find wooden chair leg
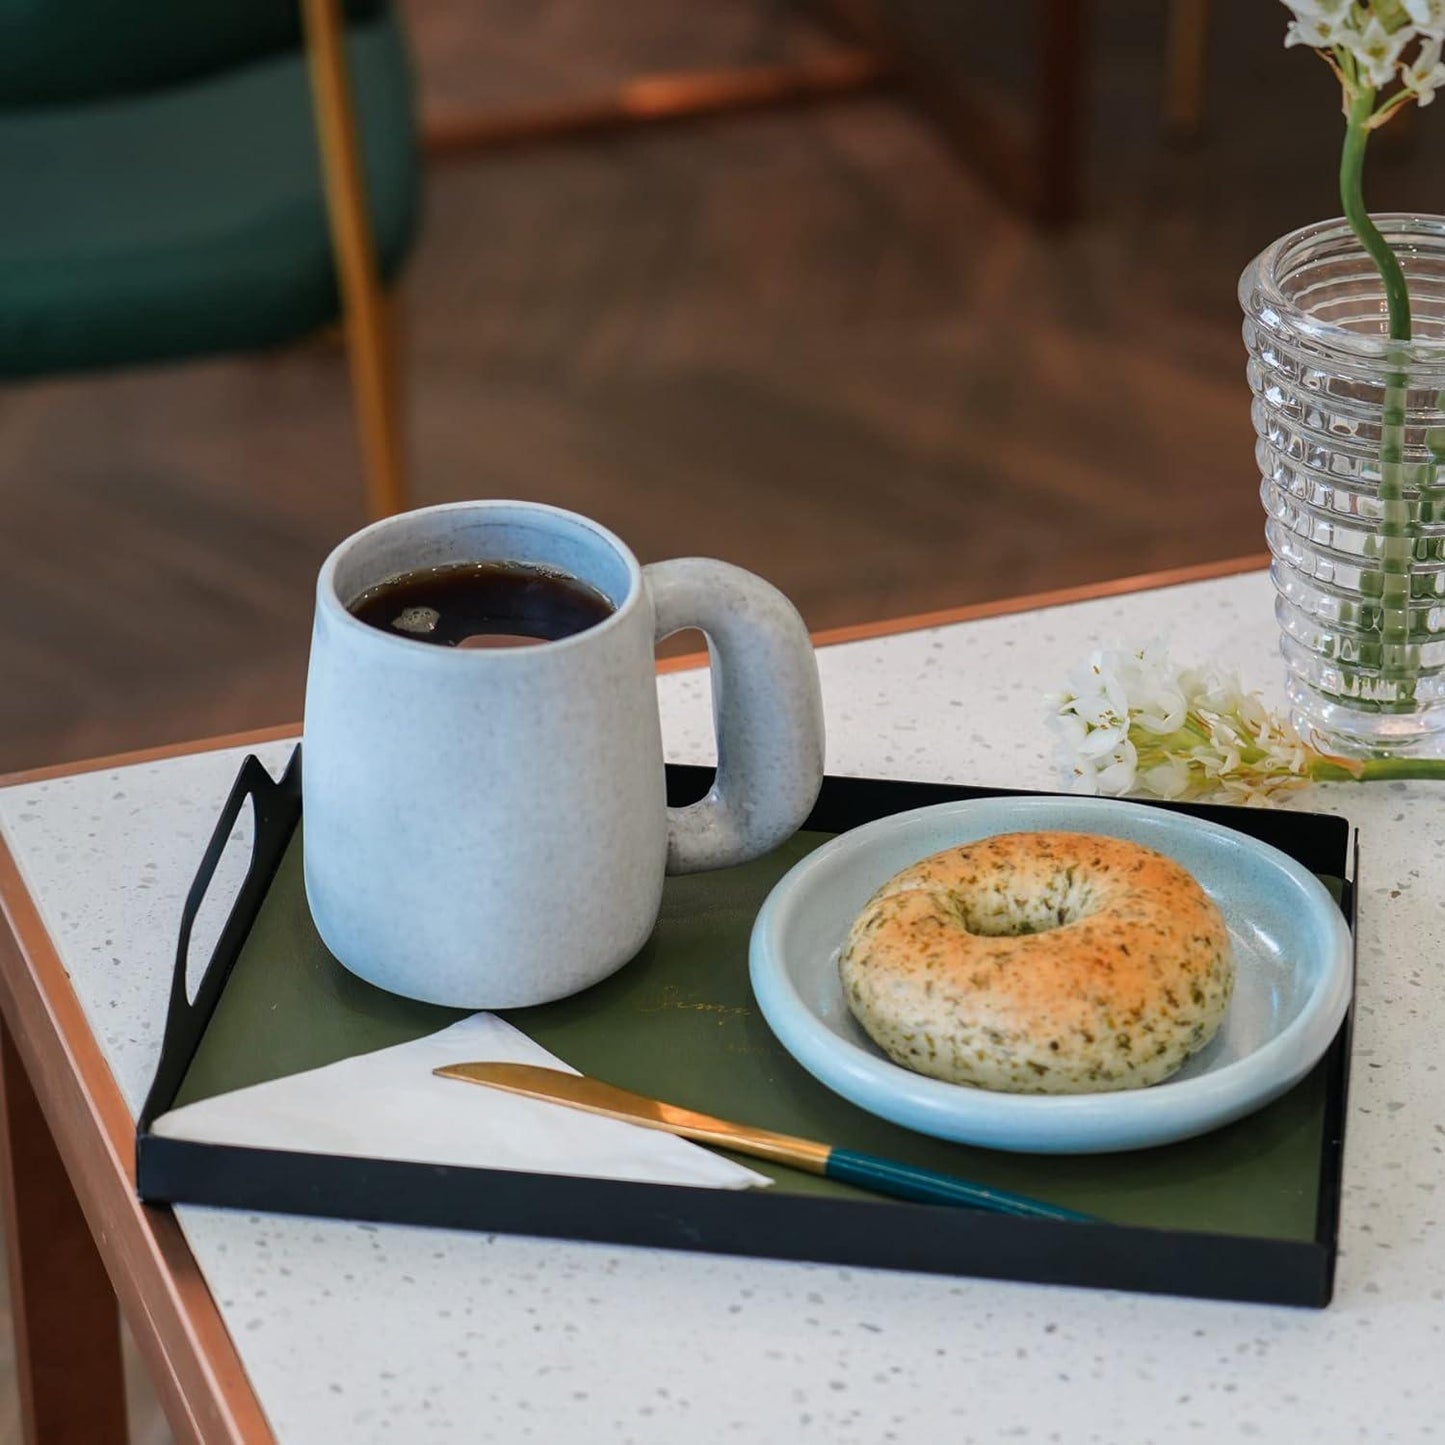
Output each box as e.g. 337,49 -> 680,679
0,1020 -> 128,1445
301,0 -> 411,520
378,288 -> 408,507
1163,0 -> 1210,142
340,282 -> 409,522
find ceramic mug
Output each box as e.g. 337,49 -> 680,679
303,500 -> 825,1007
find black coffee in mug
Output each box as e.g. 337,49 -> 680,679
349,561 -> 614,649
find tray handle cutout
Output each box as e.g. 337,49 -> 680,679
138,746 -> 302,1130
183,793 -> 255,1006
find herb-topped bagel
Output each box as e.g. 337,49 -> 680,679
838,832 -> 1234,1094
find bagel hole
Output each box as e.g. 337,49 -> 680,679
945,871 -> 1095,937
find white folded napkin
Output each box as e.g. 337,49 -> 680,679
152,1013 -> 770,1191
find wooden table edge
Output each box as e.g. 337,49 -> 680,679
0,839 -> 276,1444
0,550 -> 1266,1441
0,553 -> 1268,789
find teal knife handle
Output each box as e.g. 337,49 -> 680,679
824,1148 -> 1094,1223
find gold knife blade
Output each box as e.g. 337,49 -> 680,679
434,1062 -> 829,1172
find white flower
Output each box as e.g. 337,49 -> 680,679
1403,0 -> 1445,34
1283,0 -> 1355,47
1140,758 -> 1191,799
1050,647 -> 1317,805
1281,0 -> 1354,23
1282,0 -> 1364,45
1355,13 -> 1414,85
1285,15 -> 1343,46
1281,0 -> 1445,103
1061,654 -> 1129,732
1112,643 -> 1188,735
1402,33 -> 1445,100
1093,738 -> 1139,795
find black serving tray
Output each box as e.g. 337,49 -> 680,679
137,746 -> 1356,1306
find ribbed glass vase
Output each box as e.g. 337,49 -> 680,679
1241,214 -> 1445,758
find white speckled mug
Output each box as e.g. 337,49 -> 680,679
303,500 -> 825,1007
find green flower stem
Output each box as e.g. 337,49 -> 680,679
1341,89 -> 1411,341
1341,86 -> 1417,701
1309,755 -> 1445,783
1378,351 -> 1415,689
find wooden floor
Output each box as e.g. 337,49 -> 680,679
1,1 -> 1444,1439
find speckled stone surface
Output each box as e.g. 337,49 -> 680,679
4,569 -> 1443,1444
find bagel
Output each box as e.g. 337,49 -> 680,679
838,832 -> 1233,1094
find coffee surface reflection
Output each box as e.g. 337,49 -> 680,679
349,561 -> 614,649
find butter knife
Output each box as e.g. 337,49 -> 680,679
434,1061 -> 1092,1223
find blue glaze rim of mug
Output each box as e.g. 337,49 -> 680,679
316,499 -> 644,659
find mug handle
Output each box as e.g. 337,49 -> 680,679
646,558 -> 825,875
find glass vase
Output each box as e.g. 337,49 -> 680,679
1242,214 -> 1445,758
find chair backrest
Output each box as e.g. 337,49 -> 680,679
0,0 -> 383,109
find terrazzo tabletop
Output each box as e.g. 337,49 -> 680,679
3,568 -> 1442,1443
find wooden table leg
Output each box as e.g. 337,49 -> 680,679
0,1019 -> 128,1444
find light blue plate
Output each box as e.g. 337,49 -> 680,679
749,796 -> 1353,1154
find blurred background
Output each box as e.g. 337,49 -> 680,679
2,2 -> 1444,1437
7,0 -> 1445,783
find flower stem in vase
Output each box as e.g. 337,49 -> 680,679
1340,85 -> 1417,708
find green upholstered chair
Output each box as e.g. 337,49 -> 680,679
0,0 -> 419,516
